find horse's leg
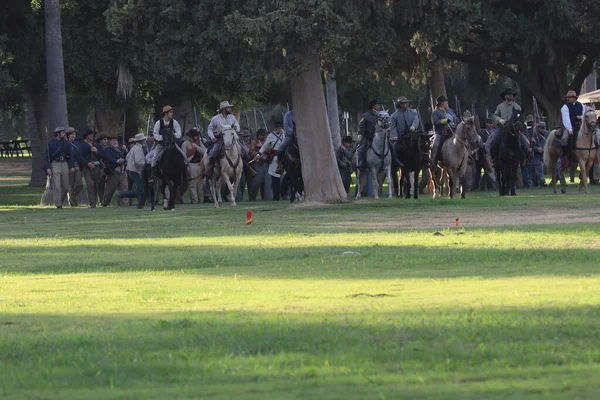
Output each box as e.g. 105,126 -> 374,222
559,157 -> 567,194
413,168 -> 419,200
209,178 -> 220,208
170,181 -> 179,210
578,156 -> 589,194
549,156 -> 558,195
355,169 -> 362,199
510,165 -> 517,196
371,167 -> 380,200
386,166 -> 393,198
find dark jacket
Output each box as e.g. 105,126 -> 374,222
44,138 -> 75,170
358,110 -> 378,139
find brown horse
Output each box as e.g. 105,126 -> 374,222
543,108 -> 598,194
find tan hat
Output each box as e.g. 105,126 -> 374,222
162,105 -> 174,114
128,133 -> 146,143
525,115 -> 534,123
66,127 -> 77,135
96,132 -> 108,140
219,101 -> 234,110
396,96 -> 410,104
565,90 -> 578,98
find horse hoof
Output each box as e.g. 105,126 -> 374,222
231,202 -> 236,207
561,189 -> 567,194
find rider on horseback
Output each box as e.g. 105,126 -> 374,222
356,99 -> 381,171
204,101 -> 256,179
429,95 -> 458,166
558,90 -> 585,152
485,88 -> 529,162
149,105 -> 189,183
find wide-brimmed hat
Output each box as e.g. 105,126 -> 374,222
565,90 -> 578,99
501,88 -> 518,100
66,127 -> 77,135
436,95 -> 447,104
186,128 -> 201,137
256,128 -> 267,136
343,135 -> 355,144
96,133 -> 108,140
368,99 -> 381,109
219,101 -> 234,110
53,126 -> 65,134
525,115 -> 534,124
83,128 -> 95,138
240,130 -> 251,137
162,105 -> 174,114
485,118 -> 494,124
538,122 -> 547,128
396,96 -> 410,104
128,133 -> 146,143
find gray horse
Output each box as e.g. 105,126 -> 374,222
356,111 -> 394,199
432,115 -> 481,199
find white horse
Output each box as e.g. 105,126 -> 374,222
204,125 -> 243,208
356,111 -> 394,200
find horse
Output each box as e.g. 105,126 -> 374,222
431,115 -> 481,199
158,145 -> 187,211
396,131 -> 433,199
204,125 -> 243,208
282,135 -> 304,203
495,111 -> 525,196
544,108 -> 598,194
356,110 -> 394,200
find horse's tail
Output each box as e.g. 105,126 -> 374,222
543,130 -> 556,170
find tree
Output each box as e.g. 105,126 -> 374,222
45,0 -> 69,131
106,0 -> 396,202
393,0 -> 600,126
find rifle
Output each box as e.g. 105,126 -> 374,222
193,106 -> 199,130
146,113 -> 152,136
258,109 -> 268,131
530,96 -> 541,160
455,96 -> 462,121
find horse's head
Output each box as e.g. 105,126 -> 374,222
221,125 -> 238,147
458,115 -> 480,147
376,110 -> 392,132
583,108 -> 597,134
506,111 -> 524,137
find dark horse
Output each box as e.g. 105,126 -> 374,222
396,131 -> 433,199
158,145 -> 187,210
282,135 -> 304,203
495,112 -> 525,196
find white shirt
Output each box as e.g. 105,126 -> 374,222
126,143 -> 145,174
561,102 -> 583,132
152,118 -> 182,142
207,114 -> 240,140
259,131 -> 285,177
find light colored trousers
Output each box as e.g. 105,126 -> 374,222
51,161 -> 69,207
188,162 -> 204,203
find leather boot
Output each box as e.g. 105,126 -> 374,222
243,159 -> 257,180
204,158 -> 216,178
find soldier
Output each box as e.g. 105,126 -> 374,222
336,136 -> 355,194
142,132 -> 156,156
430,95 -> 458,166
237,130 -> 253,201
475,119 -> 497,191
390,96 -> 419,142
44,126 -> 76,209
78,129 -> 100,208
531,123 -> 547,187
255,121 -> 286,200
99,135 -> 126,206
559,90 -> 585,152
149,105 -> 188,183
205,101 -> 255,179
249,129 -> 268,201
181,128 -> 206,204
356,100 -> 381,170
66,127 -> 84,206
116,133 -> 146,206
94,133 -> 110,204
486,88 -> 528,160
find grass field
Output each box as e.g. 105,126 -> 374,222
1,159 -> 600,399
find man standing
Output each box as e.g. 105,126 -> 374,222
77,129 -> 100,208
249,129 -> 268,201
256,121 -> 286,200
336,136 -> 355,194
66,127 -> 83,206
430,96 -> 457,166
116,133 -> 146,206
475,119 -> 497,190
150,105 -> 188,182
44,126 -> 76,209
100,135 -> 126,206
486,88 -> 528,160
182,128 -> 207,204
356,100 -> 381,170
560,90 -> 585,152
531,123 -> 547,187
205,101 -> 255,179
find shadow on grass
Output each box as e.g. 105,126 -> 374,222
2,241 -> 599,278
1,307 -> 599,399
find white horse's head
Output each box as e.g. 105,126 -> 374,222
376,110 -> 391,132
583,107 -> 597,134
221,125 -> 238,147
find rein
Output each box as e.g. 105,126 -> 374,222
222,131 -> 241,169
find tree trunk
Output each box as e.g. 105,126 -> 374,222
291,52 -> 346,202
44,0 -> 68,132
430,59 -> 447,99
326,71 -> 342,148
95,107 -> 124,137
25,89 -> 49,187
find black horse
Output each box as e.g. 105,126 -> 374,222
496,112 -> 525,196
158,145 -> 187,210
396,131 -> 433,199
282,136 -> 304,203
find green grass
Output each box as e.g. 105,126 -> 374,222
2,161 -> 600,399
